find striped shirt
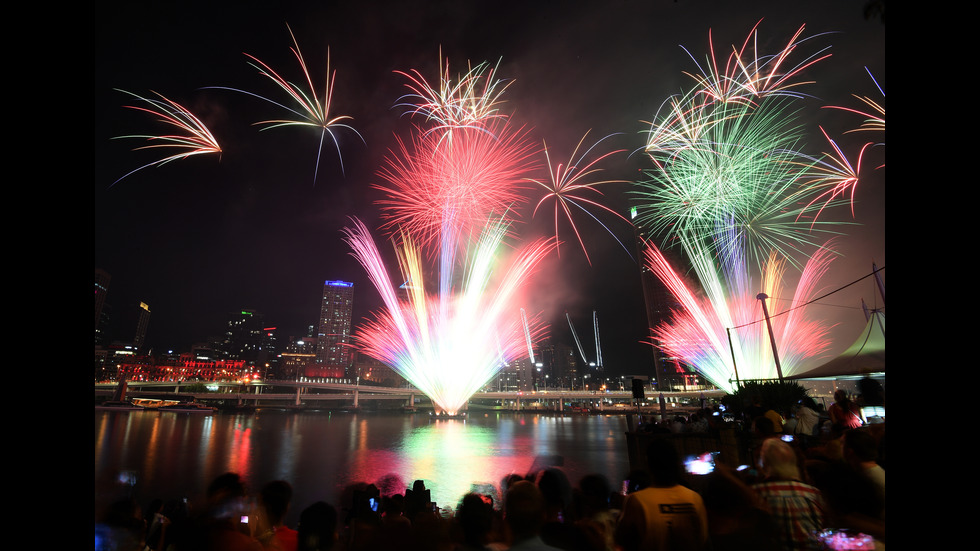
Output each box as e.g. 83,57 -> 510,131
753,480 -> 826,551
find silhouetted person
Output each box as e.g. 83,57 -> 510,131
857,377 -> 884,407
701,466 -> 778,551
297,501 -> 338,551
96,498 -> 146,551
536,467 -> 578,549
828,390 -> 863,430
167,472 -> 262,551
405,479 -> 432,522
575,474 -> 617,551
257,480 -> 298,551
455,492 -> 496,551
504,480 -> 564,550
614,438 -> 708,551
842,429 -> 885,515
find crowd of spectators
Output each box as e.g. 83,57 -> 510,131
96,390 -> 884,551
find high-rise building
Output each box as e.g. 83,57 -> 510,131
316,280 -> 354,373
133,302 -> 151,352
278,335 -> 318,380
221,309 -> 267,364
95,269 -> 111,346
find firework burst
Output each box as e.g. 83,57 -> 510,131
208,24 -> 363,183
394,49 -> 513,149
632,22 -> 858,386
635,94 -> 846,271
111,89 -> 222,186
824,68 -> 885,137
374,121 -> 539,254
528,131 -> 633,265
681,20 -> 833,105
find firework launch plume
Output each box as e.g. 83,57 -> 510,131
644,237 -> 836,392
344,216 -> 556,415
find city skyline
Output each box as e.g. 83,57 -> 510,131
95,0 -> 884,377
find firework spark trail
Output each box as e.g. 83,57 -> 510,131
644,236 -> 836,392
824,68 -> 885,138
521,308 -> 536,364
795,68 -> 884,222
344,217 -> 555,415
205,25 -> 363,183
593,311 -> 602,369
773,243 -> 838,370
794,127 -> 870,222
566,312 -> 590,366
681,20 -> 833,105
374,121 -> 539,254
111,89 -> 222,186
394,50 -> 513,149
529,131 -> 633,265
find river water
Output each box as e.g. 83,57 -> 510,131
94,410 -> 630,527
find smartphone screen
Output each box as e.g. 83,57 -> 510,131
684,452 -> 718,475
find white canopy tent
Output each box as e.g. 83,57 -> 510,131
789,310 -> 885,380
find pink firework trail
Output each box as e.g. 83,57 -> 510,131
529,131 -> 632,265
796,126 -> 871,222
801,69 -> 883,222
112,89 -> 221,186
824,68 -> 885,138
643,237 -> 836,392
343,217 -> 555,415
682,20 -> 833,105
374,121 -> 539,254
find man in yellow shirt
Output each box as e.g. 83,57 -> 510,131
615,438 -> 709,551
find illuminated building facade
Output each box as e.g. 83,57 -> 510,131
95,269 -> 112,346
133,302 -> 151,352
221,309 -> 269,365
316,280 -> 354,374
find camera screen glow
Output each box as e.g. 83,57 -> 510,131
684,452 -> 717,475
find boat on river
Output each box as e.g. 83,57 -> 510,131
157,401 -> 217,413
131,398 -> 181,409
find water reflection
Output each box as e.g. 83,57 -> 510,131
95,411 -> 629,526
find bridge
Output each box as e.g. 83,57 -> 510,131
95,380 -> 726,412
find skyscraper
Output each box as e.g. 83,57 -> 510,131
95,269 -> 111,346
133,302 -> 151,352
316,280 -> 354,373
221,309 -> 266,364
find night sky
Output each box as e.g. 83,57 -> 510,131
94,0 -> 885,376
